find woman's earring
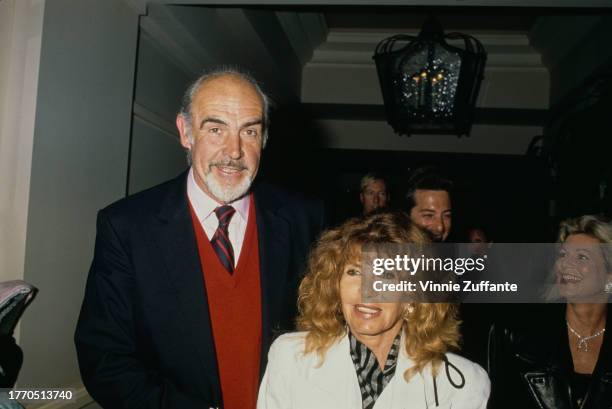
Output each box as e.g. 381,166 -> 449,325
337,304 -> 345,321
605,281 -> 612,294
406,304 -> 415,314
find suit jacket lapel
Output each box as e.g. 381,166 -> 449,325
521,312 -> 572,409
389,338 -> 424,408
254,186 -> 291,376
149,172 -> 222,402
311,335 -> 361,406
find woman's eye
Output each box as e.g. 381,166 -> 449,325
382,271 -> 396,280
346,269 -> 361,276
209,128 -> 220,134
578,253 -> 589,261
244,129 -> 258,137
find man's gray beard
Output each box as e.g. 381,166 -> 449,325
204,170 -> 253,203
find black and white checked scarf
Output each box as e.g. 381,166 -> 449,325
349,331 -> 401,409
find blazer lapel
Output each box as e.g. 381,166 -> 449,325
521,315 -> 572,409
387,340 -> 425,408
312,335 -> 362,407
149,172 -> 221,401
254,188 -> 291,376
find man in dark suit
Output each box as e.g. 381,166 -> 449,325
75,68 -> 325,409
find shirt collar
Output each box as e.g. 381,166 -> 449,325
348,329 -> 401,409
349,330 -> 401,374
187,167 -> 250,223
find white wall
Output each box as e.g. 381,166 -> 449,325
0,0 -> 44,286
17,0 -> 140,399
129,27 -> 191,194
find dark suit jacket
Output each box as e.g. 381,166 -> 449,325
75,172 -> 326,409
0,335 -> 22,388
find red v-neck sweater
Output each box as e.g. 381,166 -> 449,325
189,195 -> 262,409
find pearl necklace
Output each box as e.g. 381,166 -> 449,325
566,321 -> 606,352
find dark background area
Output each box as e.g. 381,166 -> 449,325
257,43 -> 612,245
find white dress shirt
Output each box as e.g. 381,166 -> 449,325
186,168 -> 250,265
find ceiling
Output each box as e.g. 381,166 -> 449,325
324,9 -> 542,32
139,3 -> 612,156
322,7 -> 612,33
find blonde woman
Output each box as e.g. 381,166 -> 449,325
258,212 -> 490,409
489,215 -> 612,409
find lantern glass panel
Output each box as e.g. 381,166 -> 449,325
395,42 -> 461,121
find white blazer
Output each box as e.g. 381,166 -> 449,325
258,332 -> 490,409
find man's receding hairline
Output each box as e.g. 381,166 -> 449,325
192,72 -> 263,100
187,76 -> 266,127
179,66 -> 272,150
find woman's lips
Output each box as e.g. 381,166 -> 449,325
354,304 -> 382,318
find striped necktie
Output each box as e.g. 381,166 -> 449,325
211,205 -> 236,274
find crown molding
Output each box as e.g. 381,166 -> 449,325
310,29 -> 544,69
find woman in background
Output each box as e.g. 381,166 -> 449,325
488,214 -> 612,409
258,212 -> 490,409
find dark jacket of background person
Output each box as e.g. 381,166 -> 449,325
74,172 -> 326,409
0,335 -> 22,388
487,304 -> 612,409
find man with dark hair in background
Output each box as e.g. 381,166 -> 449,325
75,68 -> 326,409
405,166 -> 453,242
404,167 -> 492,367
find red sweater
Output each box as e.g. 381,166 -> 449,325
190,195 -> 262,409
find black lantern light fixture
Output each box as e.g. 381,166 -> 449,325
373,16 -> 487,136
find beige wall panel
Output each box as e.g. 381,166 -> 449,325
302,64 -> 549,109
315,119 -> 541,155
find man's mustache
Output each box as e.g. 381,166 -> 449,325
209,159 -> 248,171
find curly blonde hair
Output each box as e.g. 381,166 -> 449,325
297,211 -> 460,380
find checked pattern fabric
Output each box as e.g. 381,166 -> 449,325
211,205 -> 236,274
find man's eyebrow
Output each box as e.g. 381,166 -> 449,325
199,117 -> 228,129
242,119 -> 263,128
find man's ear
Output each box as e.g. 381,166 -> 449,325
176,114 -> 191,149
